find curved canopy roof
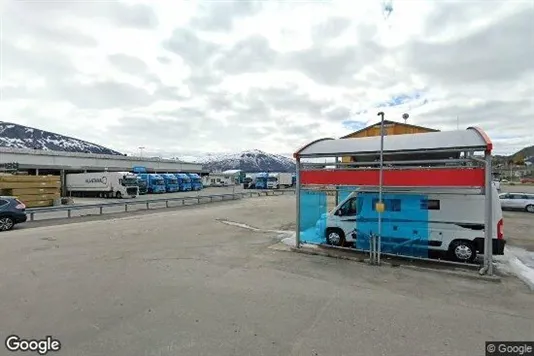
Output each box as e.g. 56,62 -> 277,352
294,127 -> 492,158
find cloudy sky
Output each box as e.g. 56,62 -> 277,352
1,0 -> 533,158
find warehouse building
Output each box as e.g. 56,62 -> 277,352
0,147 -> 207,196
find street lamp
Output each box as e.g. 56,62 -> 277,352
376,112 -> 386,265
375,112 -> 409,265
138,146 -> 145,157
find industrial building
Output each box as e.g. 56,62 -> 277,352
340,120 -> 439,163
0,147 -> 207,195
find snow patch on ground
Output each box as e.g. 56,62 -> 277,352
494,246 -> 534,290
217,219 -> 316,248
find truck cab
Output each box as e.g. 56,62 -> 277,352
267,173 -> 278,189
161,174 -> 179,192
119,173 -> 140,198
187,173 -> 203,191
174,173 -> 192,191
148,174 -> 166,193
254,173 -> 269,189
316,187 -> 505,262
136,175 -> 148,195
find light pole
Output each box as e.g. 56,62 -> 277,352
375,112 -> 409,265
138,146 -> 145,157
376,112 -> 386,265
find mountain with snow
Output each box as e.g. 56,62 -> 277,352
0,122 -> 124,155
183,149 -> 296,173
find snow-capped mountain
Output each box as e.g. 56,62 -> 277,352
182,149 -> 296,173
0,122 -> 123,155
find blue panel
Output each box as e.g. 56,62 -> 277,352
337,186 -> 358,205
299,190 -> 328,244
355,193 -> 430,258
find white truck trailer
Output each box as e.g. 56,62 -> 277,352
268,173 -> 293,189
66,172 -> 139,199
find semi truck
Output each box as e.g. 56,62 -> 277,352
132,166 -> 148,195
267,173 -> 293,189
66,172 -> 139,198
137,176 -> 148,195
254,172 -> 269,189
187,173 -> 203,191
162,173 -> 180,192
138,173 -> 166,194
243,173 -> 257,189
174,173 -> 192,191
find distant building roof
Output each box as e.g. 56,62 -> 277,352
341,120 -> 439,139
222,169 -> 242,174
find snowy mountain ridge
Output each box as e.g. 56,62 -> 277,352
180,149 -> 296,173
0,122 -> 123,155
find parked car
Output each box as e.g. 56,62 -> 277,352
499,193 -> 534,213
0,196 -> 27,231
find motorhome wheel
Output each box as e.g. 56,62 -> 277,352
449,240 -> 476,262
326,228 -> 345,246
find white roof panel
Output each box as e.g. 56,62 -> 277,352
295,127 -> 491,158
222,169 -> 242,174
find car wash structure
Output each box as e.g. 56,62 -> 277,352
293,126 -> 501,275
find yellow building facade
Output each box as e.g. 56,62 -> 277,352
341,120 -> 439,163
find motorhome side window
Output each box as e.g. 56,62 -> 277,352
420,199 -> 440,210
371,198 -> 401,212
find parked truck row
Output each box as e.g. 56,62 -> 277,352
65,167 -> 204,199
243,173 -> 295,190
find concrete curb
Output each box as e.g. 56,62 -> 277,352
286,245 -> 502,283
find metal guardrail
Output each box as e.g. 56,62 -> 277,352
25,189 -> 296,221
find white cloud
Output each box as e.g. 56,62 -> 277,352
1,0 -> 533,157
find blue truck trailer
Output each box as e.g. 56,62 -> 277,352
162,173 -> 180,192
174,173 -> 192,191
187,173 -> 203,191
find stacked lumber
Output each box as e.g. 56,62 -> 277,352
0,175 -> 61,208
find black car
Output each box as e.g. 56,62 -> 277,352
0,196 -> 27,231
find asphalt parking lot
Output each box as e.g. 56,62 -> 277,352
1,195 -> 533,356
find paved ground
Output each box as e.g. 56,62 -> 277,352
1,195 -> 533,356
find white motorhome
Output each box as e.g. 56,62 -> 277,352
318,186 -> 505,262
66,172 -> 139,199
206,173 -> 232,187
267,173 -> 293,189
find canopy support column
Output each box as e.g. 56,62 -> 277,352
484,150 -> 494,275
295,157 -> 301,248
